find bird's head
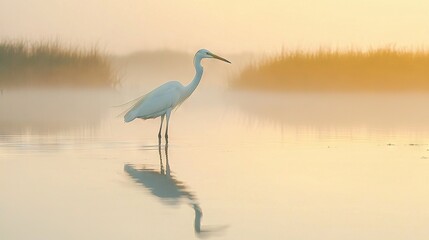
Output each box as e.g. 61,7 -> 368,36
196,49 -> 231,64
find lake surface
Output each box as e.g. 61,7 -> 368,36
1,88 -> 429,240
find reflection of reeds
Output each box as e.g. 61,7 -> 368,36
0,40 -> 118,88
232,48 -> 429,91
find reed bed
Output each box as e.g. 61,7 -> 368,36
0,40 -> 118,88
232,48 -> 429,91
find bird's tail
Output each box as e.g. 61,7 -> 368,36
124,110 -> 136,123
115,93 -> 147,122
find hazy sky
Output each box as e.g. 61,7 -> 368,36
1,0 -> 428,54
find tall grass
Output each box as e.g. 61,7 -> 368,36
0,40 -> 118,88
232,48 -> 429,92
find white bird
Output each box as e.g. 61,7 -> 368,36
123,49 -> 230,140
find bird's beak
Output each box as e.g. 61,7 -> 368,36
208,53 -> 231,64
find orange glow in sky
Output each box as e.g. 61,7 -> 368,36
0,0 -> 428,54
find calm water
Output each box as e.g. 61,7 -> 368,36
1,88 -> 429,240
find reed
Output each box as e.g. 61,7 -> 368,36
231,48 -> 429,91
0,40 -> 118,88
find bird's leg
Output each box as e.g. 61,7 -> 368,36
165,109 -> 171,142
165,141 -> 170,176
158,139 -> 164,175
158,115 -> 165,139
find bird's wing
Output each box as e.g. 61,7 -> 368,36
124,81 -> 184,120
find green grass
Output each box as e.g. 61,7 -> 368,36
231,48 -> 429,92
0,40 -> 118,88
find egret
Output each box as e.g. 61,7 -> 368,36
123,49 -> 230,140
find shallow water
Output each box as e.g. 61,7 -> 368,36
1,88 -> 429,240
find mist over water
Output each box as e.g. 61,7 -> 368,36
1,54 -> 429,239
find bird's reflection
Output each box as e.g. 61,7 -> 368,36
124,141 -> 226,238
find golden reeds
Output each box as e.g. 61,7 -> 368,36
0,40 -> 118,88
232,48 -> 429,92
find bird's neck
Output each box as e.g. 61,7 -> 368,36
184,55 -> 204,98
